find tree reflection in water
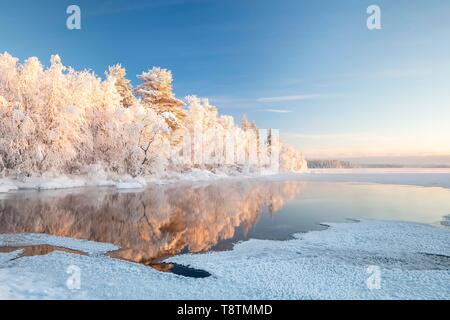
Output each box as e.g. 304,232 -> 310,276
0,180 -> 304,265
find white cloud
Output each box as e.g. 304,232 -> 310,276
263,109 -> 292,113
284,133 -> 360,140
208,94 -> 323,110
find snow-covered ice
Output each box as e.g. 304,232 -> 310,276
0,250 -> 22,265
1,220 -> 449,300
299,168 -> 450,189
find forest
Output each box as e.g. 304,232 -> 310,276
0,52 -> 307,180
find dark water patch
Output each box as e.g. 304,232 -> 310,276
153,263 -> 211,278
107,250 -> 211,278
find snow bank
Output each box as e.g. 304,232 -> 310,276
0,234 -> 118,255
0,168 -> 280,193
168,219 -> 450,300
0,182 -> 18,193
1,220 -> 449,299
115,176 -> 147,190
2,168 -> 449,194
0,175 -> 115,192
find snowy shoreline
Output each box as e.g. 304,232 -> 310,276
1,219 -> 449,299
0,169 -> 275,193
2,168 -> 450,194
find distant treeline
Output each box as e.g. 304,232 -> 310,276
307,160 -> 450,169
307,160 -> 358,169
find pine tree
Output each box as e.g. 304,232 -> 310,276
135,67 -> 185,130
108,64 -> 135,108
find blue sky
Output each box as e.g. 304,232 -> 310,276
1,0 -> 449,159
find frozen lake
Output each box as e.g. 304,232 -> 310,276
1,175 -> 450,299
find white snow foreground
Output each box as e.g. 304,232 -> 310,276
0,220 -> 449,300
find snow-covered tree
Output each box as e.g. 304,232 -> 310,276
135,67 -> 185,130
241,114 -> 250,131
0,52 -> 308,179
107,64 -> 135,108
279,144 -> 308,172
0,52 -> 20,102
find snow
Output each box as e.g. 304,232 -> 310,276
115,176 -> 147,190
0,182 -> 18,193
0,234 -> 118,255
1,168 -> 449,194
0,250 -> 22,264
442,215 -> 450,227
1,220 -> 449,299
291,168 -> 450,189
167,219 -> 450,300
161,111 -> 177,122
0,168 -> 276,192
157,168 -> 233,183
0,175 -> 115,192
0,172 -> 224,192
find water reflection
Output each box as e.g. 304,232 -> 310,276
2,180 -> 449,271
0,180 -> 305,265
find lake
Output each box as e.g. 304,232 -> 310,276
1,179 -> 449,276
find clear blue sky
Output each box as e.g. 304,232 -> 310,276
1,0 -> 449,159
